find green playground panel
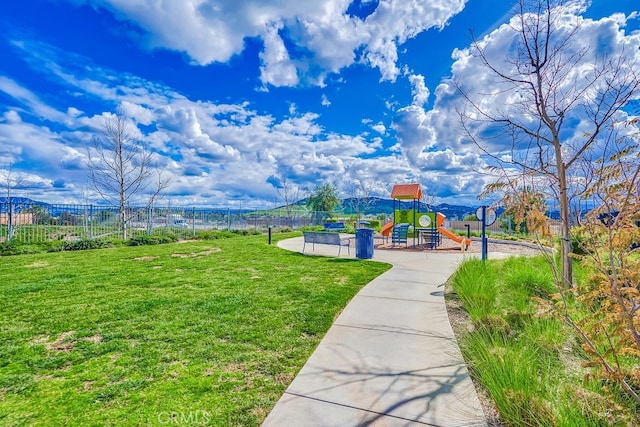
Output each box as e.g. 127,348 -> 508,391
394,210 -> 436,237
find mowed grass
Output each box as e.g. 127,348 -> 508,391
0,234 -> 390,426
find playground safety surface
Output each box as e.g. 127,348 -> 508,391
375,235 -> 545,256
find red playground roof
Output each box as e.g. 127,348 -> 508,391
390,183 -> 422,200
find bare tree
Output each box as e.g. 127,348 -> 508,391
532,129 -> 640,404
1,163 -> 25,240
273,174 -> 301,226
420,185 -> 438,212
458,0 -> 640,287
87,108 -> 168,239
345,179 -> 378,227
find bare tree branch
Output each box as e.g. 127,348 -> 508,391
458,0 -> 640,287
86,107 -> 169,239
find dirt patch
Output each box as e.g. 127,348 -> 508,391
45,331 -> 76,352
35,332 -> 102,353
171,248 -> 221,258
133,256 -> 159,261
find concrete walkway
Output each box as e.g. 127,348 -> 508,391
263,236 -> 491,427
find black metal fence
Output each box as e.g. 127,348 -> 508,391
1,200 -> 552,244
0,201 -> 334,243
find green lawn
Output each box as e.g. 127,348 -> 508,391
0,234 -> 390,426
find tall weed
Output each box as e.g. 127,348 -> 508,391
450,258 -> 498,321
452,255 -> 639,425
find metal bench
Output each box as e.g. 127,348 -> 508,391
303,231 -> 351,256
323,222 -> 346,231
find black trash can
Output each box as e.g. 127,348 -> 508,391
355,227 -> 374,259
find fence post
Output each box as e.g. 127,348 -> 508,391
192,206 -> 196,235
147,206 -> 153,235
481,206 -> 488,262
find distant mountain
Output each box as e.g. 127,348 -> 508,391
434,203 -> 478,220
2,196 -> 476,220
340,197 -> 476,220
0,197 -> 41,204
288,196 -> 476,219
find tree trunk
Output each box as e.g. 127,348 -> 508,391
555,143 -> 573,287
8,199 -> 13,241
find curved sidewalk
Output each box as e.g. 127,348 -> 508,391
263,237 -> 488,427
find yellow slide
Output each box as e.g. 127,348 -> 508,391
436,213 -> 471,248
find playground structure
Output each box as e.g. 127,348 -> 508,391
380,183 -> 471,249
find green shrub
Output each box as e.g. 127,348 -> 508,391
62,239 -> 110,251
366,220 -> 381,231
0,241 -> 43,255
231,229 -> 261,236
300,226 -> 323,232
0,241 -> 19,256
195,230 -> 240,240
43,241 -> 64,252
127,234 -> 178,246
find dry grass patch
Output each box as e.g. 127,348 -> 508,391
83,335 -> 102,344
274,372 -> 294,386
133,256 -> 159,261
171,247 -> 221,258
24,261 -> 49,268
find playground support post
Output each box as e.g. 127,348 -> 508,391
481,206 -> 488,262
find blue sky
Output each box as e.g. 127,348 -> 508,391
1,0 -> 639,208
